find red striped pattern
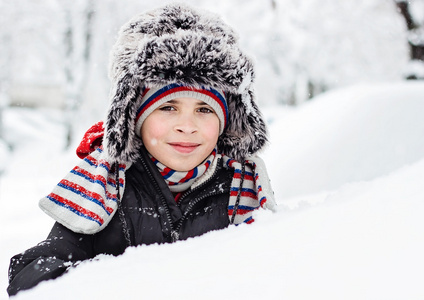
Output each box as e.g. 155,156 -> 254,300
72,166 -> 107,188
223,155 -> 270,225
47,193 -> 105,225
59,179 -> 115,214
230,189 -> 257,199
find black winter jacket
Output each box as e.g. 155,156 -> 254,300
7,147 -> 233,296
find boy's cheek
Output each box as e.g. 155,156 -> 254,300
142,118 -> 169,139
203,122 -> 220,140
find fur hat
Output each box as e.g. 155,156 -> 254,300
104,3 -> 268,163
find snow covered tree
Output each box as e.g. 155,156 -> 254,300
193,0 -> 408,105
395,0 -> 424,79
0,2 -> 13,144
63,0 -> 95,148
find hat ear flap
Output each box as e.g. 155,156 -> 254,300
104,74 -> 143,163
218,90 -> 268,161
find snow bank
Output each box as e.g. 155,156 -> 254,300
265,81 -> 424,199
1,82 -> 424,299
13,156 -> 424,300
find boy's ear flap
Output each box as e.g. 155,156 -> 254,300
218,90 -> 268,162
104,74 -> 143,163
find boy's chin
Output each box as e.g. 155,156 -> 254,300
164,154 -> 209,171
167,160 -> 202,172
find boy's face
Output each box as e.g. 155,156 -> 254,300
141,97 -> 220,171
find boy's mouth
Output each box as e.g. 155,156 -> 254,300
168,142 -> 200,154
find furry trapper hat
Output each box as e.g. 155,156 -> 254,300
104,3 -> 268,163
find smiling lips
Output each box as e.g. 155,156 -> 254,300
169,142 -> 200,154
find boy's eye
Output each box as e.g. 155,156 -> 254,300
197,107 -> 214,114
159,105 -> 176,111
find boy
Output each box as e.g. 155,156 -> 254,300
7,3 -> 275,296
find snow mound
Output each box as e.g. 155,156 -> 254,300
14,151 -> 424,300
265,81 -> 424,199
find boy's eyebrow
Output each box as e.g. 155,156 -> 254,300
166,99 -> 210,105
166,99 -> 178,104
196,100 -> 210,105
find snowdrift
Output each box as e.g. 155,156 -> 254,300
13,157 -> 424,300
265,81 -> 424,200
1,82 -> 423,300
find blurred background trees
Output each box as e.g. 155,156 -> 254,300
0,0 -> 419,149
396,0 -> 424,79
62,0 -> 95,148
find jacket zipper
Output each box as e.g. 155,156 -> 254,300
174,189 -> 223,238
141,156 -> 226,243
177,157 -> 222,207
139,157 -> 178,242
173,160 -> 224,239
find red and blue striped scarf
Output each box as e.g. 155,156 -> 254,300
39,123 -> 275,234
223,156 -> 271,224
150,148 -> 217,193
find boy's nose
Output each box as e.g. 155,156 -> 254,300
174,115 -> 198,134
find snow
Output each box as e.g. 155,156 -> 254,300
265,81 -> 424,199
1,82 -> 424,299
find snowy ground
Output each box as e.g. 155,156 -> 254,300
0,82 -> 423,299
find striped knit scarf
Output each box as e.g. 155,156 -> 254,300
39,124 -> 276,235
223,156 -> 271,224
150,149 -> 217,193
150,149 -> 273,224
